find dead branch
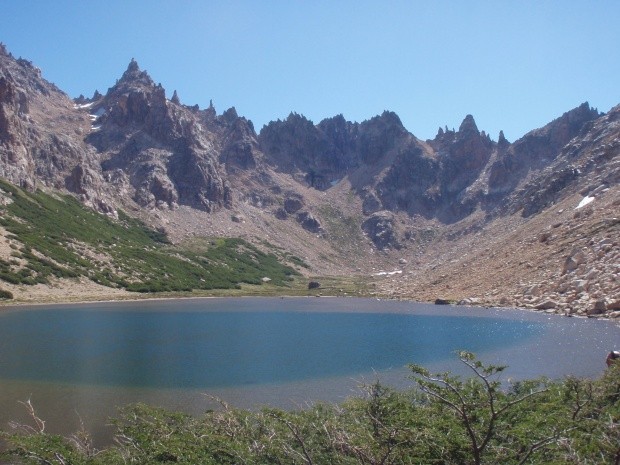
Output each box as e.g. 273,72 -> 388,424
8,397 -> 46,435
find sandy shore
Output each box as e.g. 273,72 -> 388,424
0,277 -> 133,306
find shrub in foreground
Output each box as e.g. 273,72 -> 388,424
2,353 -> 619,464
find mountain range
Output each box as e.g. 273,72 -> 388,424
0,43 -> 618,316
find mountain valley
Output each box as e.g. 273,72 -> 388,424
0,43 -> 618,317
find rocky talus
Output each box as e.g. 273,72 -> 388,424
520,233 -> 619,317
373,122 -> 619,318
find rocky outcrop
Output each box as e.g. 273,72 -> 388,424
381,114 -> 493,223
219,116 -> 259,171
375,142 -> 439,219
65,164 -> 116,214
88,60 -> 251,212
0,43 -> 114,212
0,47 -> 282,216
284,196 -> 304,214
258,111 -> 407,190
498,104 -> 618,218
431,114 -> 493,196
362,211 -> 401,250
362,190 -> 382,215
488,103 -> 600,198
356,111 -> 407,164
296,211 -> 323,234
259,113 -> 357,189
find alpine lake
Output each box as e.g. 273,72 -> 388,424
1,297 -> 618,445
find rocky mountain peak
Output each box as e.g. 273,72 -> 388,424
531,102 -> 600,140
322,113 -> 347,126
126,58 -> 139,74
95,59 -> 168,132
569,101 -> 599,122
356,111 -> 407,164
79,53 -> 256,214
222,106 -> 239,123
458,114 -> 479,136
114,59 -> 155,90
368,110 -> 405,132
487,102 -> 602,202
199,99 -> 216,122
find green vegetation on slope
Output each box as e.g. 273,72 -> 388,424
0,179 -> 298,293
2,353 -> 619,464
318,204 -> 364,252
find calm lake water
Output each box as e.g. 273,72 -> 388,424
0,297 -> 619,444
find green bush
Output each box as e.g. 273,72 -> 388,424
0,179 -> 298,293
0,289 -> 13,299
2,354 -> 619,465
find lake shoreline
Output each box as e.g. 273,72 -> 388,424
0,291 -> 539,318
0,287 -> 613,323
1,274 -> 619,323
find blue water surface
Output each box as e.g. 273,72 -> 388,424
1,297 -> 619,445
0,298 -> 546,389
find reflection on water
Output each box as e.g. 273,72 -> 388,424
0,297 -> 618,445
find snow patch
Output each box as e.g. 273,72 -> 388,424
576,196 -> 594,209
373,270 -> 402,276
74,102 -> 94,109
89,107 -> 106,122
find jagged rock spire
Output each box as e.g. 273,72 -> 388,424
498,130 -> 509,147
203,99 -> 216,120
458,114 -> 479,134
171,90 -> 180,105
223,106 -> 238,122
127,58 -> 139,73
116,58 -> 154,88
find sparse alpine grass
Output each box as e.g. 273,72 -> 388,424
0,179 -> 298,293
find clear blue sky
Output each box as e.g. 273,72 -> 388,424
2,1 -> 619,141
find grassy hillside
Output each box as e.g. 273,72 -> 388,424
0,179 -> 299,293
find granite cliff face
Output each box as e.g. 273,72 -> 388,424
86,59 -> 240,212
0,44 -> 114,213
258,106 -> 604,226
0,44 -> 618,315
487,103 -> 601,202
258,112 -> 359,189
0,43 -> 608,229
